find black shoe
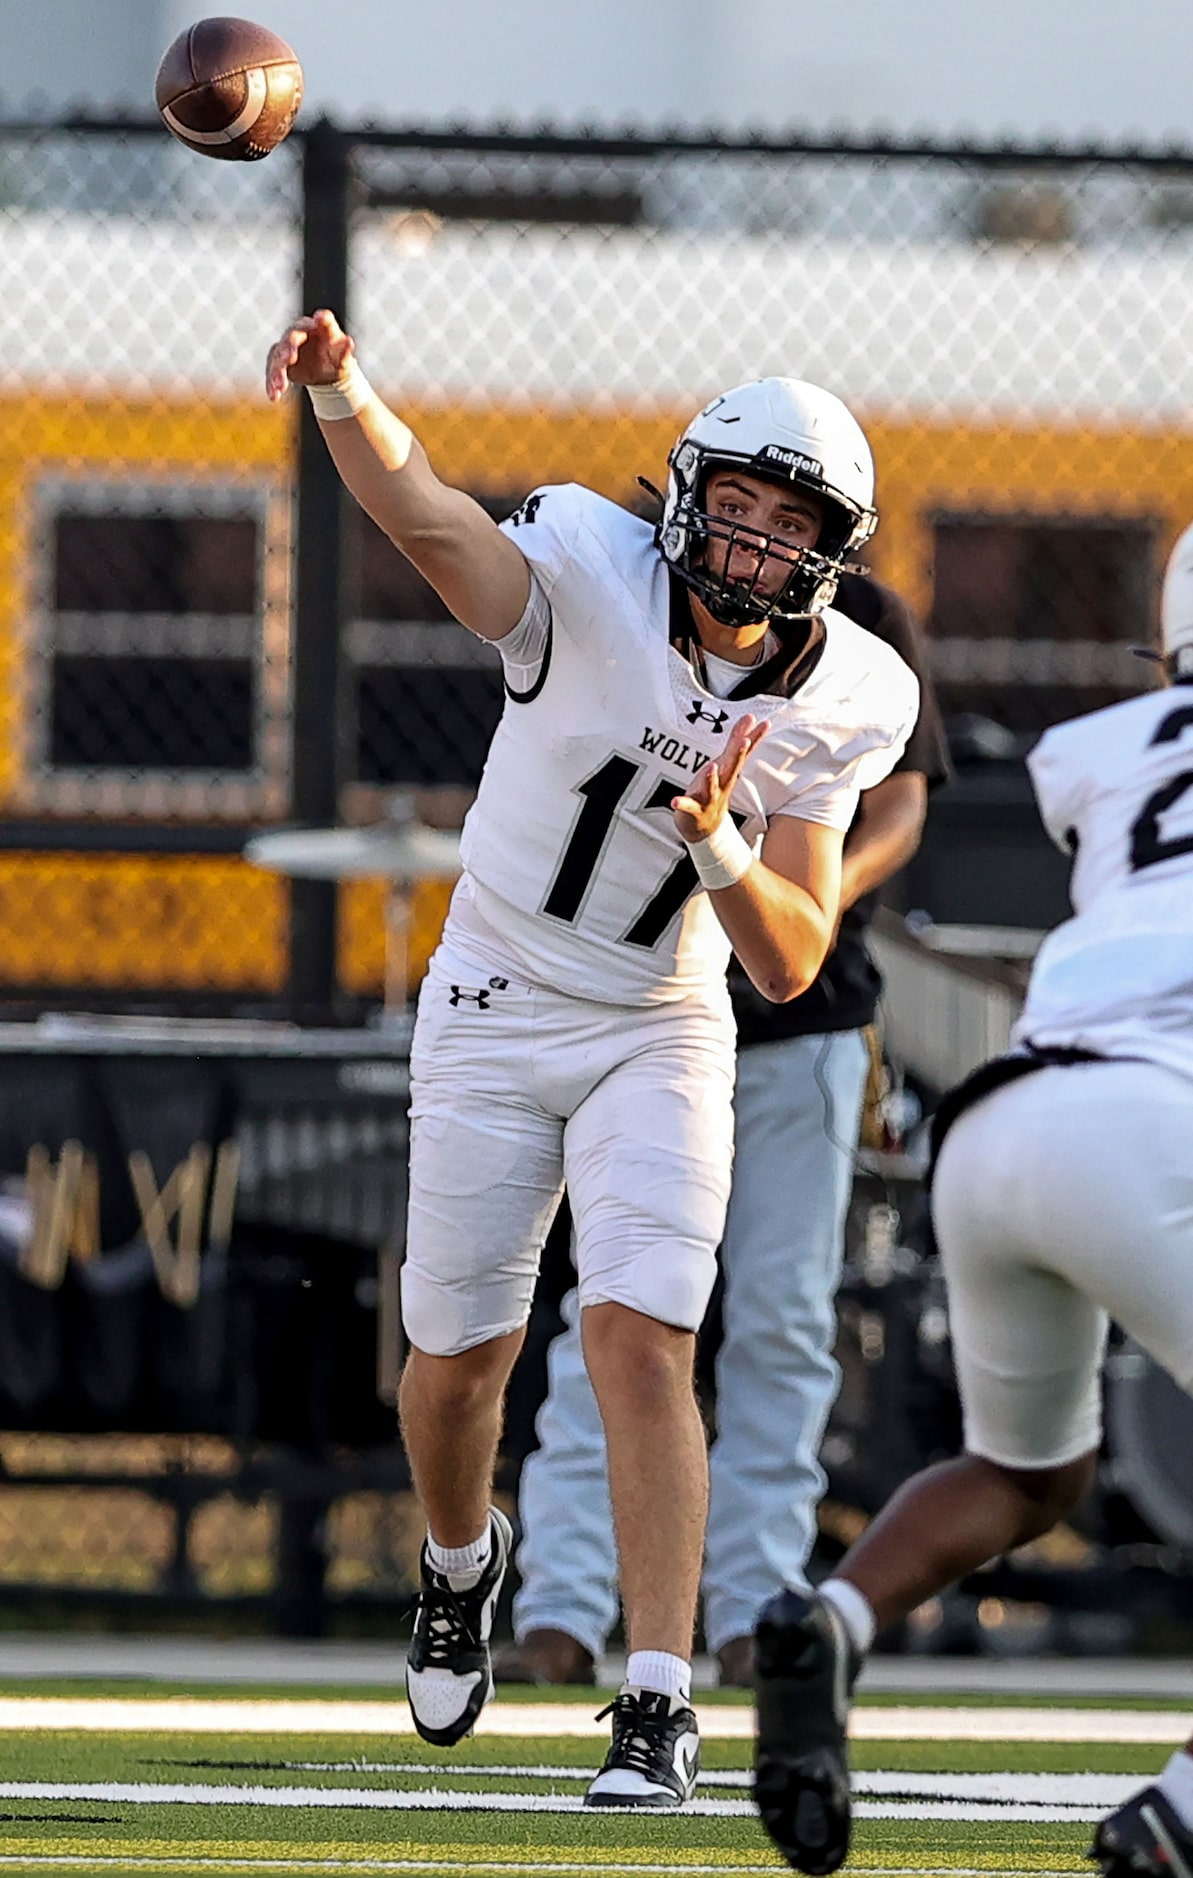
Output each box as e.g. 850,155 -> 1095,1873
584,1685 -> 700,1809
753,1589 -> 859,1875
404,1508 -> 512,1747
1090,1784 -> 1193,1878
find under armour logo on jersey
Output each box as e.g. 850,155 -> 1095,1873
508,492 -> 546,528
687,700 -> 729,730
449,986 -> 490,1009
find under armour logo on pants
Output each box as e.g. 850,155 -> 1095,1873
449,986 -> 490,1009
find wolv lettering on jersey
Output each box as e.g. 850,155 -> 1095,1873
638,725 -> 716,773
446,484 -> 917,1008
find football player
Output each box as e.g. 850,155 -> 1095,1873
266,310 -> 917,1807
752,524 -> 1193,1874
494,567 -> 947,1696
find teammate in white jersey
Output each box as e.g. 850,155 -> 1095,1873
265,309 -> 917,1806
752,524 -> 1193,1876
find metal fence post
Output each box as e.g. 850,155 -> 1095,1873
288,118 -> 353,1023
274,1477 -> 334,1638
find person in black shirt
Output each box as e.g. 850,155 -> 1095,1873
496,572 -> 950,1688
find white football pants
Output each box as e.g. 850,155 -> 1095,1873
932,1058 -> 1193,1469
402,943 -> 736,1356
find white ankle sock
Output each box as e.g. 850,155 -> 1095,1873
820,1578 -> 877,1656
427,1522 -> 491,1588
1159,1749 -> 1193,1830
625,1650 -> 691,1703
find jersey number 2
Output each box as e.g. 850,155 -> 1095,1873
1130,707 -> 1193,871
1130,769 -> 1193,871
543,753 -> 728,948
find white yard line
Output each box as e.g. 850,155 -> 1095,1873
0,1864 -> 783,1877
858,1769 -> 1138,1804
0,1863 -> 1077,1877
3,1779 -> 757,1816
856,1707 -> 1187,1743
0,1771 -> 1145,1821
289,1760 -> 1143,1805
0,1865 -> 781,1877
0,1698 -> 612,1737
0,1865 -> 1087,1878
0,1697 -> 1184,1741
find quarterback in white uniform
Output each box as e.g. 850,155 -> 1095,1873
752,526 -> 1193,1878
265,311 -> 917,1807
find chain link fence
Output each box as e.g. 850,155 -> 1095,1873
0,128 -> 299,1011
1,120 -> 1191,1012
3,116 -> 1193,1624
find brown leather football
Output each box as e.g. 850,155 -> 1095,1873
155,17 -> 303,162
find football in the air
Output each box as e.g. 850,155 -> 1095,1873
155,17 -> 303,161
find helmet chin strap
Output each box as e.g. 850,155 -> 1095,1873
702,588 -> 771,630
1132,642 -> 1193,681
702,570 -> 817,632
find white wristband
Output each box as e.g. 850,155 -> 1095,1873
686,817 -> 754,891
306,358 -> 372,420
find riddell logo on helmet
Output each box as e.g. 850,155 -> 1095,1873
757,445 -> 820,475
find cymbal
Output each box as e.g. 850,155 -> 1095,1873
245,823 -> 462,881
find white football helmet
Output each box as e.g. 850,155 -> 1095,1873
658,377 -> 878,627
1161,519 -> 1193,678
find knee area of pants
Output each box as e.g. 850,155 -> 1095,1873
401,1266 -> 526,1364
577,1246 -> 714,1344
401,1319 -> 522,1393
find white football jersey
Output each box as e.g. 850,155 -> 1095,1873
443,483 -> 918,1006
1014,683 -> 1193,1082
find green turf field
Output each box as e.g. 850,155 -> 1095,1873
0,1682 -> 1173,1878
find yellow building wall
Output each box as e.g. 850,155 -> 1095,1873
0,854 -> 287,992
3,391 -> 1192,997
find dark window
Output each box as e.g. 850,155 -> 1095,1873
44,506 -> 261,778
356,667 -> 503,788
50,657 -> 255,771
53,514 -> 257,615
932,514 -> 1153,643
929,512 -> 1158,736
349,493 -> 527,787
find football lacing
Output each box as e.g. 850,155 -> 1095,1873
414,1581 -> 482,1666
594,1692 -> 686,1783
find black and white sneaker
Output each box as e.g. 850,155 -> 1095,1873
584,1685 -> 700,1809
404,1507 -> 512,1747
753,1589 -> 860,1874
1090,1784 -> 1193,1878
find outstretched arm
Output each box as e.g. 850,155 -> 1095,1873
671,717 -> 842,1002
265,309 -> 531,641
